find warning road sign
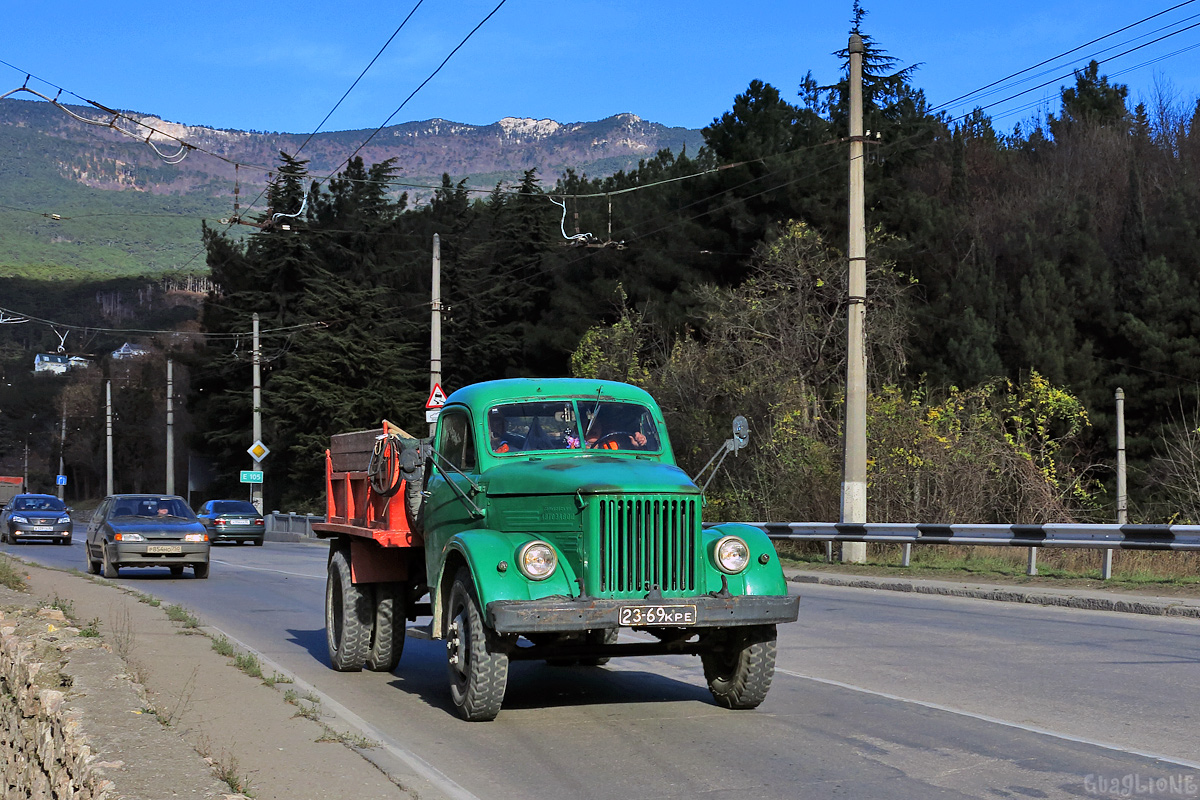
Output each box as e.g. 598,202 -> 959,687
425,383 -> 447,409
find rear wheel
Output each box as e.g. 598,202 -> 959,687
365,582 -> 406,672
580,628 -> 619,666
325,547 -> 371,671
701,625 -> 778,710
446,568 -> 508,721
101,543 -> 119,578
85,542 -> 100,575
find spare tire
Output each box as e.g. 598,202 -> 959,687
402,444 -> 429,536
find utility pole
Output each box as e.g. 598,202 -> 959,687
1108,387 -> 1127,580
57,401 -> 66,501
106,380 -> 113,496
166,359 -> 175,495
429,233 -> 443,437
251,313 -> 263,512
841,32 -> 868,564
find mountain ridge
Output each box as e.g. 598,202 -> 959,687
0,97 -> 706,275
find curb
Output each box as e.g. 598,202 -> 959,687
786,573 -> 1200,619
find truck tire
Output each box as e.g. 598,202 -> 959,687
446,568 -> 508,721
701,625 -> 778,710
326,548 -> 371,671
580,628 -> 619,666
365,582 -> 406,672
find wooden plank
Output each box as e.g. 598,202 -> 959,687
330,429 -> 378,473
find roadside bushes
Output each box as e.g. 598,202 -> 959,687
571,221 -> 1101,527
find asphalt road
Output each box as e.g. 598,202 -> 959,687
5,530 -> 1199,800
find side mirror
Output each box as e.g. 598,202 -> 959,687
691,415 -> 752,493
731,415 -> 749,451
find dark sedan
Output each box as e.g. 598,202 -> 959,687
1,494 -> 73,544
195,499 -> 265,545
85,494 -> 211,578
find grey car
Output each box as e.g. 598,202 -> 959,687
195,499 -> 265,545
1,494 -> 73,544
85,494 -> 211,578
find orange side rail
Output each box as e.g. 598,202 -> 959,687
313,448 -> 421,548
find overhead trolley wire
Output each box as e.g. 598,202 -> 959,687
931,0 -> 1198,114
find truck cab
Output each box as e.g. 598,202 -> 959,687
317,378 -> 799,721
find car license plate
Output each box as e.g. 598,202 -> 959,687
147,545 -> 182,554
31,526 -> 55,532
618,605 -> 697,626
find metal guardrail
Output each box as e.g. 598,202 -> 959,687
265,512 -> 326,540
751,522 -> 1200,551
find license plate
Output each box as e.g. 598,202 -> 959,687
146,545 -> 182,554
618,605 -> 697,626
31,526 -> 54,532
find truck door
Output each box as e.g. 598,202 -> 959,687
424,409 -> 481,541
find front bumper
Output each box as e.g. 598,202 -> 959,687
111,542 -> 210,567
487,592 -> 800,634
9,523 -> 72,540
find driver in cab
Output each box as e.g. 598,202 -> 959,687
585,407 -> 647,450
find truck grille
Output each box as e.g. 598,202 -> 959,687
595,495 -> 700,596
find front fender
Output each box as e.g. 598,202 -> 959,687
703,522 -> 790,596
432,529 -> 580,636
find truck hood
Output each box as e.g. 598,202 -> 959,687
482,456 -> 699,497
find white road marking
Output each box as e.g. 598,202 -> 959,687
776,668 -> 1200,770
208,559 -> 323,579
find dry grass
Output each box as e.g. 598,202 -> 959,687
0,554 -> 27,592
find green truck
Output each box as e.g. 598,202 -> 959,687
312,378 -> 799,721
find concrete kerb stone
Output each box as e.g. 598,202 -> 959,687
786,570 -> 1200,619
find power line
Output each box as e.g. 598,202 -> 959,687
292,1 -> 427,160
931,0 -> 1198,113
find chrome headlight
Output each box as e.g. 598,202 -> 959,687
517,541 -> 558,581
57,515 -> 71,523
714,535 -> 750,574
10,515 -> 28,523
185,533 -> 208,543
115,532 -> 145,542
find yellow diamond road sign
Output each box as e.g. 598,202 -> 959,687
247,440 -> 270,462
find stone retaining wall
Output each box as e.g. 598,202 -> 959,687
0,588 -> 237,799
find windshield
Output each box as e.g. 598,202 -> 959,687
111,497 -> 196,520
487,400 -> 661,454
212,501 -> 258,515
13,496 -> 66,512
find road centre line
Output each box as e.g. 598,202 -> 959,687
776,668 -> 1200,770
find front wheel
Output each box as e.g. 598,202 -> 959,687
101,543 -> 119,578
701,625 -> 778,710
325,547 -> 371,671
446,568 -> 508,721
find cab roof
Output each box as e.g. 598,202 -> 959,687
444,378 -> 660,412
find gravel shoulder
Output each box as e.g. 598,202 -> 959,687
11,558 -> 416,800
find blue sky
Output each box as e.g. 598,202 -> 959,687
3,1 -> 1199,135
